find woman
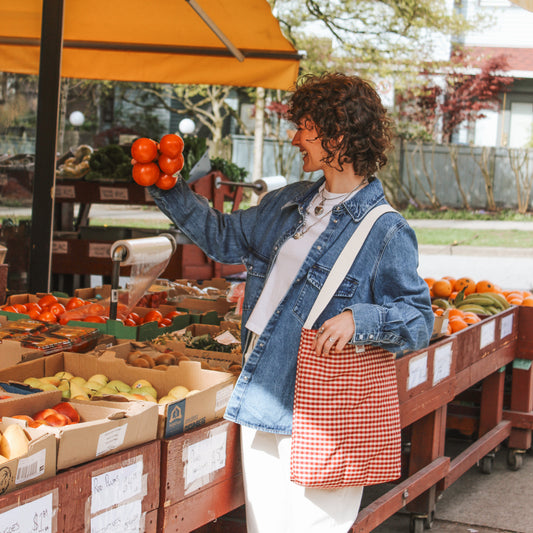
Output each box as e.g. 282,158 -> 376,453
148,72 -> 433,532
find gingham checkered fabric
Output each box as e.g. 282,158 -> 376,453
290,328 -> 402,488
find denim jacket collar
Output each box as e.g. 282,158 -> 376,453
282,176 -> 386,222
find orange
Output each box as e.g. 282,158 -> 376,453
432,279 -> 453,298
448,308 -> 465,320
443,276 -> 457,287
508,297 -> 524,306
424,277 -> 435,289
462,311 -> 481,324
434,308 -> 444,316
449,317 -> 468,333
454,277 -> 476,295
475,280 -> 497,293
506,292 -> 524,303
522,297 -> 533,307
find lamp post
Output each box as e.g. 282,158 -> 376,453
69,110 -> 85,148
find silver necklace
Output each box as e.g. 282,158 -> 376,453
314,188 -> 350,215
294,178 -> 368,240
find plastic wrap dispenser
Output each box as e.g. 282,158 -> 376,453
108,233 -> 177,320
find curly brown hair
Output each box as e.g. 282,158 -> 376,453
287,72 -> 393,178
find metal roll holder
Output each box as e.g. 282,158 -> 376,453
108,233 -> 177,321
214,175 -> 287,195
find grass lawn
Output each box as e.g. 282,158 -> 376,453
413,228 -> 533,248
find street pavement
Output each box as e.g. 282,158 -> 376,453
1,205 -> 533,531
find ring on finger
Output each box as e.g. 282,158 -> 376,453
319,327 -> 325,334
328,336 -> 336,343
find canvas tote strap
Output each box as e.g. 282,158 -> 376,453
303,204 -> 397,329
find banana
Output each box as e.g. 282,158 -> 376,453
485,305 -> 500,315
455,303 -> 491,315
432,298 -> 450,309
460,295 -> 498,307
482,292 -> 510,310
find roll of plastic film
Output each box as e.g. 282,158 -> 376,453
253,175 -> 287,194
110,234 -> 176,266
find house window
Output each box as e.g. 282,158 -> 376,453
509,102 -> 533,147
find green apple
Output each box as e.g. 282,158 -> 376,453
131,379 -> 152,390
107,380 -> 131,393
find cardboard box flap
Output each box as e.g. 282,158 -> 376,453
0,388 -> 62,418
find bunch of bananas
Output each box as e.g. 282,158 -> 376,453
453,292 -> 510,315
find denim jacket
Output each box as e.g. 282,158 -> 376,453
149,176 -> 434,434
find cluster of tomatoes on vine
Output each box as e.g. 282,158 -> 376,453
131,134 -> 185,190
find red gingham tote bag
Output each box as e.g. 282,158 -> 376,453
290,204 -> 402,488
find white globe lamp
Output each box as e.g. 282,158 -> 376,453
69,111 -> 85,127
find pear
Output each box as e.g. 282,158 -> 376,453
97,386 -> 119,396
131,379 -> 152,390
107,380 -> 131,393
40,376 -> 61,387
39,383 -> 59,392
70,381 -> 90,400
58,381 -> 71,399
23,377 -> 44,389
87,374 -> 108,386
55,371 -> 73,380
70,376 -> 87,386
134,385 -> 158,400
85,381 -> 104,393
167,385 -> 189,401
158,395 -> 176,405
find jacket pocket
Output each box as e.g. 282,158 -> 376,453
293,264 -> 359,323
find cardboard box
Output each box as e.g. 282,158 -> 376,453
73,346 -> 236,438
0,339 -> 46,370
0,391 -> 60,495
73,284 -> 112,301
431,310 -> 449,340
177,296 -> 235,318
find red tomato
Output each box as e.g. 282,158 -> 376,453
131,137 -> 158,164
65,297 -> 85,310
13,303 -> 28,313
1,305 -> 18,313
155,173 -> 178,190
126,312 -> 142,325
83,315 -> 106,323
165,310 -> 184,320
157,153 -> 184,175
123,318 -> 138,327
132,162 -> 160,186
28,308 -> 42,320
49,302 -> 66,317
159,318 -> 172,327
38,294 -> 58,308
159,134 -> 184,158
87,302 -> 106,316
38,310 -> 57,323
26,302 -> 42,313
142,309 -> 163,324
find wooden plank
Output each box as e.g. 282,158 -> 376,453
160,419 -> 241,508
503,409 -> 533,429
59,440 -> 160,531
351,457 -> 449,533
157,474 -> 245,533
441,420 -> 511,490
479,370 -> 505,437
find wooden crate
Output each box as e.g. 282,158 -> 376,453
158,419 -> 244,532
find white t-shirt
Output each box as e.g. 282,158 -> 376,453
246,185 -> 358,336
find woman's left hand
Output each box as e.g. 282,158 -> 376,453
312,310 -> 355,356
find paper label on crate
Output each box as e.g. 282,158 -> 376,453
91,460 -> 144,514
433,343 -> 453,385
89,242 -> 112,258
500,314 -> 513,339
99,186 -> 129,201
96,424 -> 128,456
0,492 -> 53,533
55,184 -> 76,199
184,430 -> 227,488
408,352 -> 428,390
91,499 -> 142,533
215,384 -> 234,412
52,240 -> 68,254
480,320 -> 496,349
214,331 -> 240,345
15,448 -> 47,484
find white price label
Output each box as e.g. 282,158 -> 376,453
500,314 -> 513,339
96,424 -> 128,456
16,448 -> 47,484
408,352 -> 428,390
0,492 -> 53,533
99,186 -> 129,201
91,499 -> 142,533
89,242 -> 112,258
184,430 -> 227,489
52,241 -> 68,254
433,343 -> 453,385
55,185 -> 76,199
215,384 -> 234,412
480,320 -> 496,349
91,460 -> 143,514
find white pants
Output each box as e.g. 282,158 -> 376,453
240,425 -> 364,533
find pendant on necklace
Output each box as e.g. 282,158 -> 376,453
314,204 -> 324,215
293,231 -> 302,239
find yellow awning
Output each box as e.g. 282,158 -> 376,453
0,0 -> 300,90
